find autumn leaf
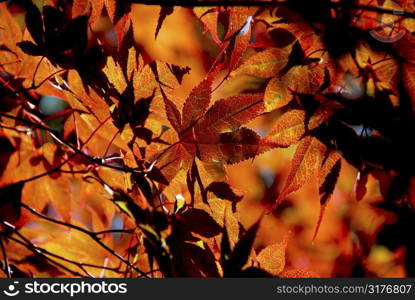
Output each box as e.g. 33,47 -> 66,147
197,127 -> 262,164
271,137 -> 326,210
179,208 -> 222,238
1,0 -> 414,279
72,0 -> 90,18
157,77 -> 264,183
194,93 -> 264,139
262,106 -> 335,148
222,216 -> 262,276
233,47 -> 291,78
265,63 -> 325,112
155,6 -> 174,39
354,168 -> 370,201
226,7 -> 257,72
104,0 -> 116,22
161,88 -> 182,133
181,67 -> 220,132
206,182 -> 243,204
313,150 -> 341,240
197,198 -> 240,244
256,235 -> 289,276
90,0 -> 105,24
194,7 -> 221,46
279,269 -> 320,278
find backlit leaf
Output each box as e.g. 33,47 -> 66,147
256,238 -> 288,276
271,137 -> 326,210
72,0 -> 90,18
313,151 -> 341,240
181,68 -> 218,131
233,47 -> 291,78
262,107 -> 335,148
195,93 -> 264,139
194,7 -> 221,45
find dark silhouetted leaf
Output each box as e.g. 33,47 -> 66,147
24,2 -> 44,46
313,151 -> 341,240
155,6 -> 174,39
206,181 -> 243,210
17,41 -> 42,56
180,208 -> 222,238
224,216 -> 261,276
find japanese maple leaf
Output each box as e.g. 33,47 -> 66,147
196,6 -> 256,70
234,21 -> 328,112
267,135 -> 342,240
153,68 -> 265,184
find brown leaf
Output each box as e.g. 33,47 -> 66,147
354,168 -> 370,201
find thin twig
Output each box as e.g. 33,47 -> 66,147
19,203 -> 149,277
94,229 -> 135,235
0,236 -> 11,278
0,226 -> 83,277
0,112 -> 144,174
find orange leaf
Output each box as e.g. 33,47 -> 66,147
257,238 -> 288,276
195,93 -> 264,139
181,68 -> 218,131
280,269 -> 320,278
264,76 -> 292,112
161,89 -> 182,133
272,137 -> 326,210
227,7 -> 257,72
72,0 -> 90,19
197,127 -> 261,164
194,7 -> 221,46
105,0 -> 116,22
233,47 -> 291,78
90,0 -> 104,24
262,107 -> 335,148
313,151 -> 341,240
265,61 -> 326,114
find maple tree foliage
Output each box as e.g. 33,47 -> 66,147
0,0 -> 415,278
